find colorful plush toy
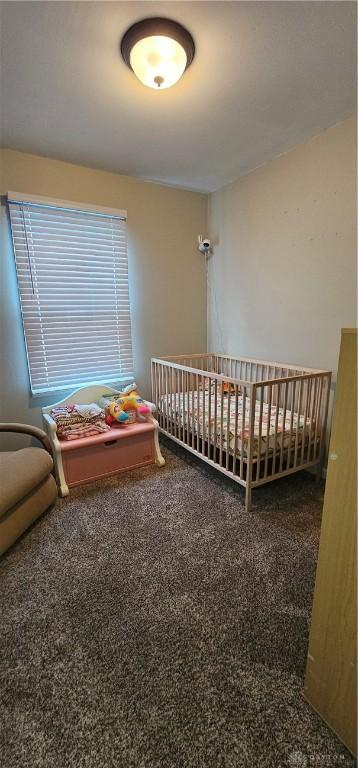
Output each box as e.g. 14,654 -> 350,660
105,383 -> 151,426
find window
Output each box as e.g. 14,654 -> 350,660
8,192 -> 133,395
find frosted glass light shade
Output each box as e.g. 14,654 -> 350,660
121,18 -> 195,91
130,35 -> 187,89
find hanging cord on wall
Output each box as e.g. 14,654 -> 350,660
206,251 -> 225,353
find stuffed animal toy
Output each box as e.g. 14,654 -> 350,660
105,383 -> 151,426
221,380 -> 236,394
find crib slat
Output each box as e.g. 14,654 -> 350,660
191,382 -> 195,450
174,368 -> 178,439
164,364 -> 167,429
163,364 -> 168,432
294,378 -> 303,468
264,383 -> 273,478
246,385 -> 257,504
180,368 -> 184,441
168,368 -> 173,434
179,368 -> 182,440
186,370 -> 190,445
163,365 -> 167,429
240,387 -> 246,480
182,368 -> 185,442
152,362 -> 156,410
157,364 -> 161,428
310,376 -> 318,461
311,378 -> 318,461
196,373 -> 200,452
301,379 -> 311,464
208,376 -> 212,460
183,368 -> 186,442
213,379 -> 218,463
187,373 -> 193,446
233,384 -> 239,476
159,362 -> 161,414
179,368 -> 183,440
152,361 -> 155,405
171,366 -> 175,437
154,362 -> 158,423
226,387 -> 231,470
170,367 -> 175,434
318,374 -> 331,468
272,383 -> 281,471
219,385 -> 224,466
313,376 -> 323,461
256,386 -> 264,481
161,364 -> 165,429
182,369 -> 185,443
169,368 -> 174,435
179,367 -> 182,439
279,381 -> 288,473
155,362 -> 159,412
279,369 -> 284,404
307,377 -> 317,463
286,381 -> 296,469
176,368 -> 180,439
314,376 -> 322,460
202,374 -> 206,456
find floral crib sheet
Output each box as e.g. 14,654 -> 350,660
159,389 -> 315,460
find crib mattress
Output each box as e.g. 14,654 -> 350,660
159,389 -> 315,460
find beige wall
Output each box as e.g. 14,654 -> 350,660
1,118 -> 356,447
0,149 -> 207,435
208,117 -> 357,379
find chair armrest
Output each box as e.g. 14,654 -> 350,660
0,423 -> 52,454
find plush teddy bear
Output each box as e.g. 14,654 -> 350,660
105,383 -> 151,426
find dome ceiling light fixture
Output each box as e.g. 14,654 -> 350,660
120,17 -> 195,90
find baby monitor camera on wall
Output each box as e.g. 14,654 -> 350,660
197,235 -> 212,255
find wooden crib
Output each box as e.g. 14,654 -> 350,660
151,353 -> 331,511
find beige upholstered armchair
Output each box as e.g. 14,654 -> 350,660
0,423 -> 57,556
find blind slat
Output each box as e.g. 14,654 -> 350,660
9,208 -> 126,228
9,198 -> 133,395
14,256 -> 129,268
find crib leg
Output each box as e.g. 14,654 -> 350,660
245,484 -> 252,512
315,463 -> 322,483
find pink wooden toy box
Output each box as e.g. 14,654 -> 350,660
42,385 -> 165,496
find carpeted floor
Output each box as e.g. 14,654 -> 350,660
0,439 -> 355,768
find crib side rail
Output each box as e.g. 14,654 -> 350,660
151,358 -> 250,386
214,352 -> 327,375
157,352 -> 329,381
252,370 -> 331,484
215,357 -> 329,383
159,353 -> 218,373
151,357 -> 255,486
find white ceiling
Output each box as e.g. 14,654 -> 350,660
0,1 -> 356,192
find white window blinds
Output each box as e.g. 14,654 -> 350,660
8,193 -> 133,395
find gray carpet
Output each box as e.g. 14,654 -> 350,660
0,439 -> 355,768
